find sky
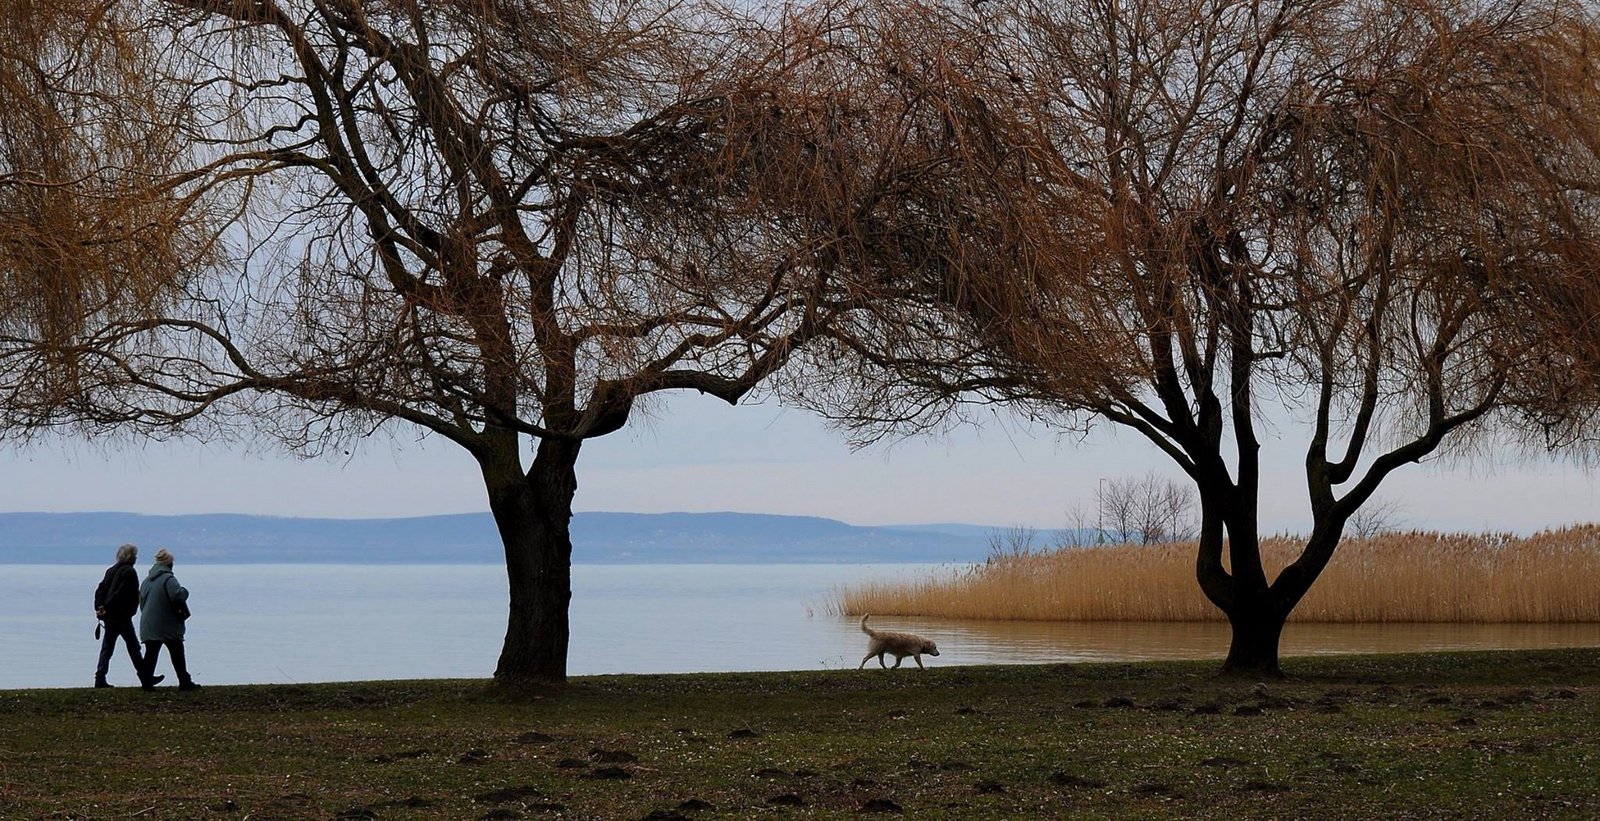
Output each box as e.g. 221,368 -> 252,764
1,392 -> 1596,533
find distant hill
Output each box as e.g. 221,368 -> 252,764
0,511 -> 1031,564
886,523 -> 1089,543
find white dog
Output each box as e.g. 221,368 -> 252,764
858,615 -> 940,669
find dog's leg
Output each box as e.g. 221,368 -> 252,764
859,652 -> 875,670
878,652 -> 887,669
892,654 -> 904,669
913,654 -> 925,670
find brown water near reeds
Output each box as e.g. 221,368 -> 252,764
859,617 -> 1600,666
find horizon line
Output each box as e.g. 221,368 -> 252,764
0,508 -> 1045,531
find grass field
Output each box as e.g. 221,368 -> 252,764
833,527 -> 1600,623
3,648 -> 1598,820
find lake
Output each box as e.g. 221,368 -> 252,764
7,563 -> 1599,689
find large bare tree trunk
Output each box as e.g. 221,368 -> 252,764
1220,604 -> 1286,677
482,438 -> 582,685
1201,515 -> 1346,678
1196,493 -> 1289,678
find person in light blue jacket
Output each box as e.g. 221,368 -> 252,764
138,549 -> 200,691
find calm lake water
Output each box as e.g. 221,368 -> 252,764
6,563 -> 1599,689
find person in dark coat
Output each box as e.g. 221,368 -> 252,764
93,543 -> 163,689
138,549 -> 199,691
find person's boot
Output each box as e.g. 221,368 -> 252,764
94,675 -> 113,689
140,672 -> 166,691
178,679 -> 201,691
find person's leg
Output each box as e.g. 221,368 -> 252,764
142,641 -> 164,690
116,619 -> 143,674
168,641 -> 197,689
122,622 -> 164,686
95,623 -> 119,686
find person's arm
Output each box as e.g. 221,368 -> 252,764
94,568 -> 111,614
166,574 -> 189,603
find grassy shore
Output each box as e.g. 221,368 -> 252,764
4,649 -> 1598,820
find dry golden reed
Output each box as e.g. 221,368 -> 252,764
832,527 -> 1600,623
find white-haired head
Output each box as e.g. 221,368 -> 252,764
115,543 -> 138,564
153,548 -> 174,566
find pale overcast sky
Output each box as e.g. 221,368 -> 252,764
1,392 -> 1595,532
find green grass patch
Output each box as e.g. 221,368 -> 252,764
3,648 -> 1598,819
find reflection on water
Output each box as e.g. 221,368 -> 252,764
2,563 -> 1596,688
880,617 -> 1600,666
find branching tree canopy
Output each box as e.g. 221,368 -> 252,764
0,0 -> 901,684
0,0 -> 208,422
795,0 -> 1600,675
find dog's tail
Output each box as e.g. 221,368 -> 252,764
860,614 -> 876,636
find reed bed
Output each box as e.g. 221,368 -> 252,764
833,526 -> 1600,623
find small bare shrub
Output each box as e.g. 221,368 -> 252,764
1348,498 -> 1406,540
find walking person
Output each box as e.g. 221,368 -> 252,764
93,543 -> 163,688
138,549 -> 200,691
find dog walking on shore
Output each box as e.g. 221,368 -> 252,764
858,615 -> 940,670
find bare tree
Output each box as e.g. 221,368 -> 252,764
1063,474 -> 1195,544
0,0 -> 895,684
1347,497 -> 1405,541
1108,473 -> 1196,545
1097,479 -> 1139,544
1060,503 -> 1096,546
985,525 -> 1039,563
796,0 -> 1600,675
